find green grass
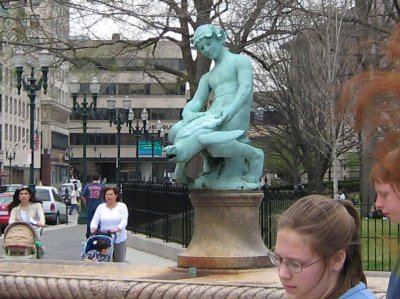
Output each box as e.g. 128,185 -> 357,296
361,217 -> 400,271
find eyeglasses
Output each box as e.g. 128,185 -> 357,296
267,250 -> 322,273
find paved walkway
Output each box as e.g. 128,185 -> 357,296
0,213 -> 175,266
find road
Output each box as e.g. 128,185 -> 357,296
0,212 -> 175,266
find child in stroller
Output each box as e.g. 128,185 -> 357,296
81,233 -> 114,262
3,221 -> 44,259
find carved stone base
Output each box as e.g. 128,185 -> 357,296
0,260 -> 287,299
177,191 -> 272,269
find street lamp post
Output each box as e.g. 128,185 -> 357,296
13,49 -> 53,190
107,97 -> 132,189
5,148 -> 16,184
66,146 -> 73,182
128,109 -> 149,181
69,77 -> 100,224
150,120 -> 163,181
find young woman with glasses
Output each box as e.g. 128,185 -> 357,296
270,195 -> 375,299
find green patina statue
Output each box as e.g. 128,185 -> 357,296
165,24 -> 264,190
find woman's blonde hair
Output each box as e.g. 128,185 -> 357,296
278,195 -> 365,299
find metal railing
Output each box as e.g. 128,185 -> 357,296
123,181 -> 193,246
122,182 -> 399,271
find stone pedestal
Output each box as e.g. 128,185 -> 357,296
177,190 -> 272,269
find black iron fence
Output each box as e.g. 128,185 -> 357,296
259,189 -> 306,248
123,181 -> 193,246
122,182 -> 399,271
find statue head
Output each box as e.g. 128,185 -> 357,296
191,24 -> 227,49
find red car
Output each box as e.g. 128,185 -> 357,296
0,192 -> 14,230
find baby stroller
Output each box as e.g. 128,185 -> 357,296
3,221 -> 44,259
81,232 -> 115,262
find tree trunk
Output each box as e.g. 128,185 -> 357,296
360,131 -> 376,217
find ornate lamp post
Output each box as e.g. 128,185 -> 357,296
128,108 -> 149,181
150,120 -> 163,181
5,148 -> 16,184
107,96 -> 132,189
69,77 -> 100,224
13,49 -> 53,190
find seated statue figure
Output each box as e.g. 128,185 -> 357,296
165,24 -> 264,190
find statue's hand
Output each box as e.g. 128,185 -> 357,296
215,109 -> 234,125
214,112 -> 225,126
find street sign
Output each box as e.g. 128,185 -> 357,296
138,141 -> 162,156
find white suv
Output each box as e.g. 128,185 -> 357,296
35,186 -> 67,225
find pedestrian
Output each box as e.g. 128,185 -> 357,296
90,187 -> 128,262
68,185 -> 79,215
82,238 -> 111,262
81,173 -> 105,239
9,186 -> 45,227
338,190 -> 347,201
269,194 -> 375,299
336,23 -> 400,299
64,188 -> 70,205
370,148 -> 400,298
8,186 -> 46,256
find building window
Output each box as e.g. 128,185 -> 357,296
105,83 -> 117,95
51,131 -> 68,150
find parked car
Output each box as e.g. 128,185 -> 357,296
0,192 -> 13,232
35,186 -> 67,225
0,184 -> 22,194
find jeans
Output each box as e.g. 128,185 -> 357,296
69,204 -> 79,215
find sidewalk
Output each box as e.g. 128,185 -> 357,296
41,212 -> 176,266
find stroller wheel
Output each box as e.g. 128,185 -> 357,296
35,241 -> 44,259
36,246 -> 44,259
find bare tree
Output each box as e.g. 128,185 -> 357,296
253,2 -> 381,193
